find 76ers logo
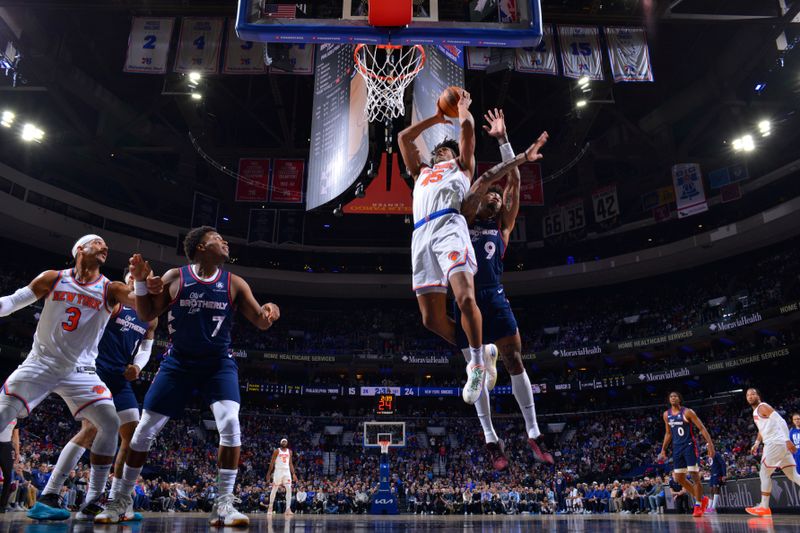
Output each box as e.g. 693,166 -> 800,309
92,385 -> 107,395
448,251 -> 461,263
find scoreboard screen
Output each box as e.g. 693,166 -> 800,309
375,394 -> 395,416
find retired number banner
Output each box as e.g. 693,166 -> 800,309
174,17 -> 224,74
270,159 -> 305,203
672,163 -> 708,218
223,20 -> 267,75
604,27 -> 654,82
592,185 -> 619,222
515,25 -> 558,76
558,25 -> 604,80
124,18 -> 175,74
236,159 -> 270,202
270,44 -> 315,75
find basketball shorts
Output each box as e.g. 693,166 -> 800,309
411,213 -> 477,294
454,285 -> 518,349
143,355 -> 240,418
1,355 -> 113,420
672,445 -> 699,473
96,368 -> 139,413
709,474 -> 725,487
273,472 -> 292,486
761,442 -> 796,469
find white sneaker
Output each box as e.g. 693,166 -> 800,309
462,363 -> 486,404
209,493 -> 250,527
485,344 -> 498,391
94,495 -> 132,524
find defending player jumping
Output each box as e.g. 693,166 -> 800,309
745,388 -> 800,517
457,108 -> 552,470
96,227 -> 280,526
265,438 -> 297,516
0,235 -> 135,521
657,391 -> 715,517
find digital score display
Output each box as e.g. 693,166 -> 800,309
375,394 -> 395,416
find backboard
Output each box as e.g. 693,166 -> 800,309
363,421 -> 406,449
236,0 -> 543,47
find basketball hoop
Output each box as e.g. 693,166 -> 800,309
378,439 -> 391,455
354,44 -> 425,123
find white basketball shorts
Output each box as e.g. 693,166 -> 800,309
411,213 -> 477,294
1,354 -> 113,420
762,441 -> 796,469
273,472 -> 292,486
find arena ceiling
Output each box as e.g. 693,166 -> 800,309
0,0 -> 798,250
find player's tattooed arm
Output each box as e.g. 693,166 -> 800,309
398,112 -> 449,179
231,274 -> 280,331
686,409 -> 715,458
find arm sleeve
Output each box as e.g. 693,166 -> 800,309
0,287 -> 38,317
498,142 -> 515,162
132,339 -> 154,370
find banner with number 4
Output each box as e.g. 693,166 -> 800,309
124,18 -> 175,74
174,17 -> 224,74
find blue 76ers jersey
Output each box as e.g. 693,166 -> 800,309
666,407 -> 696,451
96,305 -> 149,374
167,265 -> 234,360
471,218 -> 505,288
790,428 -> 800,464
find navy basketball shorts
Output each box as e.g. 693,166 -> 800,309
96,368 -> 139,413
143,356 -> 241,418
672,445 -> 699,473
455,285 -> 518,350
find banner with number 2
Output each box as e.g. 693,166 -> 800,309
174,17 -> 224,74
124,18 -> 175,74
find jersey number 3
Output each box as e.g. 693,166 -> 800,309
62,307 -> 81,332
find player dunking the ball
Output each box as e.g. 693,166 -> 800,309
96,227 -> 280,526
266,438 -> 297,516
745,388 -> 800,517
0,235 -> 136,521
458,108 -> 551,470
657,391 -> 715,517
398,89 -> 546,405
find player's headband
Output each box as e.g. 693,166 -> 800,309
72,234 -> 104,258
280,438 -> 288,444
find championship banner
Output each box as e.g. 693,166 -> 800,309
344,153 -> 412,214
592,184 -> 619,222
269,44 -> 315,75
270,159 -> 305,203
672,163 -> 708,218
174,17 -> 224,74
191,191 -> 219,228
247,209 -> 276,244
235,158 -> 270,202
124,17 -> 175,74
466,47 -> 492,70
307,44 -> 369,210
557,26 -> 604,80
515,25 -> 558,76
411,46 -> 464,163
223,20 -> 268,75
604,27 -> 654,82
519,162 -> 544,205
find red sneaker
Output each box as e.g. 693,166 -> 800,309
486,441 -> 508,471
701,496 -> 709,512
527,438 -> 554,464
692,505 -> 704,517
745,507 -> 772,517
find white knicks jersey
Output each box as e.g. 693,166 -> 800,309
413,159 -> 470,224
30,269 -> 113,368
753,403 -> 789,445
274,448 -> 292,474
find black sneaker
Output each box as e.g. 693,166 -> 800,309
37,493 -> 62,508
486,441 -> 509,471
76,500 -> 105,521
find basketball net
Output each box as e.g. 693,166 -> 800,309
379,439 -> 391,455
354,44 -> 425,123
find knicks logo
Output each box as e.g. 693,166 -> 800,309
448,251 -> 460,263
92,385 -> 107,395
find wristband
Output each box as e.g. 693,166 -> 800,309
499,142 -> 515,162
134,280 -> 149,296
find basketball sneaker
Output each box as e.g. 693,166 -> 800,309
209,493 -> 249,527
692,504 -> 704,517
485,344 -> 499,391
123,499 -> 143,522
745,506 -> 772,517
486,440 -> 508,471
462,363 -> 486,405
701,496 -> 709,512
527,438 -> 554,464
75,499 -> 105,521
26,493 -> 70,521
94,494 -> 132,524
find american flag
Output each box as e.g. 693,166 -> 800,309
262,3 -> 296,19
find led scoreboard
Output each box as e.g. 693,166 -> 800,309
375,394 -> 396,416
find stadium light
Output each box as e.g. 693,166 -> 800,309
191,92 -> 203,100
758,120 -> 771,137
20,123 -> 44,142
577,76 -> 590,88
188,71 -> 202,82
576,99 -> 587,108
732,134 -> 754,152
1,110 -> 14,128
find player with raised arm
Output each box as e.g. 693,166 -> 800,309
397,90 -> 545,405
96,227 -> 280,526
0,235 -> 135,522
657,391 -> 714,517
745,389 -> 800,517
457,108 -> 552,470
32,271 -> 157,522
265,438 -> 297,516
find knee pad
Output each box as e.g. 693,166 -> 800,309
129,410 -> 170,453
117,408 -> 140,425
211,400 -> 241,447
82,403 -> 120,457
